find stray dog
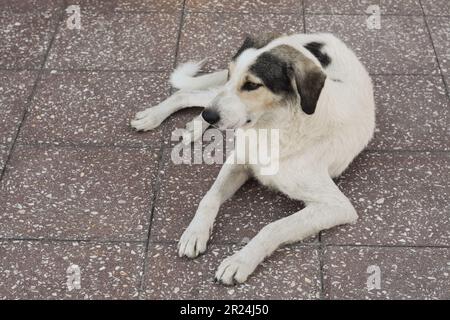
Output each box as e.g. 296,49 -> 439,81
131,33 -> 375,285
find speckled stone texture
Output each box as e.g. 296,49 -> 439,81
1,0 -> 450,300
18,71 -> 170,146
0,71 -> 38,146
421,0 -> 450,15
370,75 -> 450,150
186,0 -> 303,14
0,241 -> 145,299
306,15 -> 438,75
142,243 -> 320,299
178,12 -> 304,71
70,0 -> 183,13
323,246 -> 450,300
0,0 -> 63,13
0,10 -> 59,69
46,11 -> 180,70
426,16 -> 450,87
323,152 -> 450,246
304,0 -> 423,15
0,146 -> 160,240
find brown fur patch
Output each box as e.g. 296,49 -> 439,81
237,72 -> 280,113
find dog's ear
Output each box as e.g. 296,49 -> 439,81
232,33 -> 282,60
232,36 -> 255,60
290,58 -> 326,115
267,45 -> 326,115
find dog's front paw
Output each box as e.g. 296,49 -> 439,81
215,252 -> 258,285
178,223 -> 211,258
130,107 -> 164,131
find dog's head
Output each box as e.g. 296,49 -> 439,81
201,34 -> 327,130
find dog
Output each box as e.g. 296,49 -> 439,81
131,33 -> 375,285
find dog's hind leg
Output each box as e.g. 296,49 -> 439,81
215,172 -> 358,285
178,154 -> 250,258
131,89 -> 218,131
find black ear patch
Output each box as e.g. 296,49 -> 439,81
249,52 -> 293,94
294,67 -> 326,115
249,45 -> 327,115
233,37 -> 256,60
304,42 -> 331,68
232,33 -> 281,60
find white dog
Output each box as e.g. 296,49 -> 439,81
131,33 -> 375,285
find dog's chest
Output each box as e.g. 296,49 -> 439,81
248,163 -> 281,189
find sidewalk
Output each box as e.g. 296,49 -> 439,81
0,0 -> 449,299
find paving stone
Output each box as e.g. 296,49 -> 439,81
304,0 -> 423,15
0,71 -> 38,146
306,15 -> 439,74
0,145 -> 160,240
178,12 -> 304,71
322,152 -> 450,246
186,0 -> 303,14
426,16 -> 450,88
46,11 -> 179,71
0,240 -> 145,299
421,0 -> 450,15
323,246 -> 450,299
18,71 -> 170,146
68,0 -> 183,13
0,10 -> 59,69
369,75 -> 450,150
142,243 -> 320,299
0,0 -> 63,13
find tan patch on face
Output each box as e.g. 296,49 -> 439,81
236,71 -> 280,113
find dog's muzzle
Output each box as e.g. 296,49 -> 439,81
201,109 -> 220,125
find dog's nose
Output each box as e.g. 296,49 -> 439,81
201,109 -> 220,125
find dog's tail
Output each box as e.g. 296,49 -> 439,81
170,60 -> 228,90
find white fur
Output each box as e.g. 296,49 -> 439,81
170,59 -> 228,90
131,33 -> 375,285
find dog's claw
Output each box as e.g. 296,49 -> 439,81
178,224 -> 210,258
215,252 -> 258,285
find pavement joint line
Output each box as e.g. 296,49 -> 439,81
137,140 -> 170,296
0,237 -> 146,244
0,2 -> 66,184
183,10 -> 435,18
302,0 -> 307,34
419,0 -> 450,103
14,142 -> 164,150
40,69 -> 170,73
323,243 -> 450,249
0,69 -> 444,77
10,143 -> 450,155
1,237 -> 448,250
2,5 -> 448,18
172,0 -> 187,70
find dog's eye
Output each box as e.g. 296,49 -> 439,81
242,81 -> 263,91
